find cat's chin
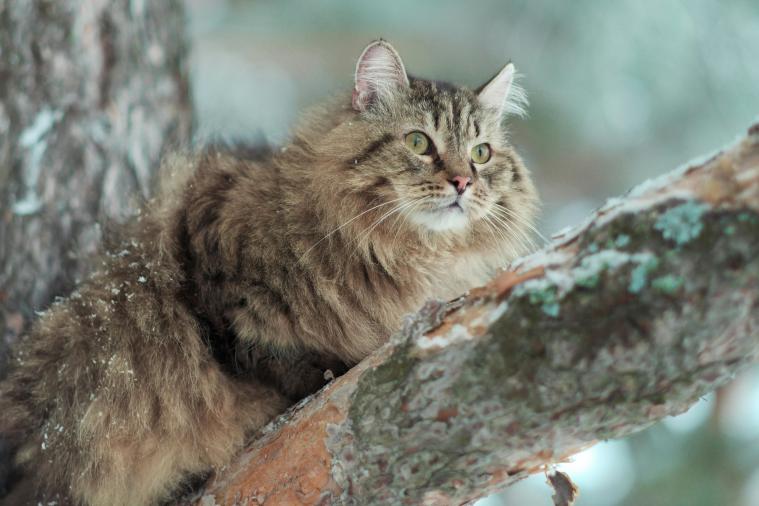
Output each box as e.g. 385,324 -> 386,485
410,207 -> 470,232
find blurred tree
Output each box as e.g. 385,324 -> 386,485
0,0 -> 192,493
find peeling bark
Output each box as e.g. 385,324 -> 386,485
187,123 -> 759,505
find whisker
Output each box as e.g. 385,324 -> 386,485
487,203 -> 541,248
480,214 -> 507,258
487,210 -> 535,254
352,198 -> 422,256
483,214 -> 519,260
298,197 -> 406,262
467,195 -> 533,254
389,196 -> 429,253
491,203 -> 547,244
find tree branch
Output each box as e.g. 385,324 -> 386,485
187,123 -> 759,505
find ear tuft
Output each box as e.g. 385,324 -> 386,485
477,63 -> 528,117
353,40 -> 409,112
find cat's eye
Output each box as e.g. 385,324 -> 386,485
471,143 -> 491,164
404,131 -> 430,155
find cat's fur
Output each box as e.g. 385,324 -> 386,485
0,40 -> 538,505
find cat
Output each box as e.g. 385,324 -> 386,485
0,40 -> 538,505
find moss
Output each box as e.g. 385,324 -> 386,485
542,302 -> 561,317
654,200 -> 709,246
524,281 -> 561,318
576,273 -> 600,289
652,275 -> 684,295
615,234 -> 631,248
628,257 -> 660,294
576,250 -> 651,292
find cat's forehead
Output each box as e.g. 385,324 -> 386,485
392,78 -> 501,146
407,79 -> 477,109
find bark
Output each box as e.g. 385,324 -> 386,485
0,0 -> 192,361
0,0 -> 191,491
187,122 -> 759,506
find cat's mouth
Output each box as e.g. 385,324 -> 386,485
410,198 -> 470,231
439,196 -> 465,213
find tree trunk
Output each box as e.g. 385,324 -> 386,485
185,123 -> 759,506
0,0 -> 192,492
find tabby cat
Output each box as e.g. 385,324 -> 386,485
0,40 -> 538,505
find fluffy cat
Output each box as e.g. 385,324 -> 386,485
0,40 -> 538,505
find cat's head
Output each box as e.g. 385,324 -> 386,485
301,40 -> 539,260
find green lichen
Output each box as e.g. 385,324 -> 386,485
528,286 -> 561,318
576,273 -> 600,289
654,201 -> 709,246
615,234 -> 631,248
651,275 -> 684,294
628,257 -> 660,294
725,225 -> 736,235
542,302 -> 561,317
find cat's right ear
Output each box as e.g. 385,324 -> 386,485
476,63 -> 528,117
353,40 -> 410,112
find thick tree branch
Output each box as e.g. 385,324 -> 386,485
187,122 -> 759,505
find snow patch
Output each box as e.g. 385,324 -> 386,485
416,323 -> 473,350
13,109 -> 63,216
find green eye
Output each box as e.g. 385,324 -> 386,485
471,143 -> 491,164
404,131 -> 430,155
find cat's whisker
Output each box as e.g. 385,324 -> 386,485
480,214 -> 507,258
299,197 -> 407,262
486,203 -> 540,249
352,198 -> 421,253
482,214 -> 519,260
493,208 -> 543,246
490,212 -> 539,255
472,196 -> 516,257
491,203 -> 547,244
386,197 -> 416,237
487,210 -> 535,255
468,195 -> 529,254
389,196 -> 429,252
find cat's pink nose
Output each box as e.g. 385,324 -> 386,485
448,176 -> 472,194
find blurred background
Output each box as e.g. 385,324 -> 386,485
184,1 -> 759,505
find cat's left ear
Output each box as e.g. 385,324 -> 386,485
476,63 -> 527,117
353,40 -> 410,112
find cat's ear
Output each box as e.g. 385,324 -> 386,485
476,62 -> 528,117
353,40 -> 410,112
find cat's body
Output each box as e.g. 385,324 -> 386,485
0,41 -> 538,505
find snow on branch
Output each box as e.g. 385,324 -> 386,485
187,122 -> 759,506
